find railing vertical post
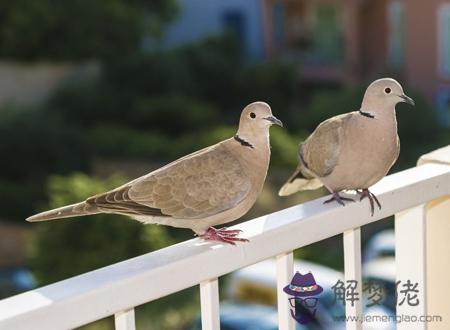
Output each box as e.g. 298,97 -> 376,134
114,308 -> 136,330
343,228 -> 363,330
418,145 -> 450,329
200,278 -> 220,330
395,205 -> 427,330
276,252 -> 295,330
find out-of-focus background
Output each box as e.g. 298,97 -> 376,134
0,0 -> 449,329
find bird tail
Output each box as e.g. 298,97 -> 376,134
278,167 -> 323,197
26,202 -> 100,222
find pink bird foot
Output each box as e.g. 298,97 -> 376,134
323,192 -> 355,207
200,226 -> 249,245
358,188 -> 381,216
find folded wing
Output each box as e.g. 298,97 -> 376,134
88,144 -> 252,220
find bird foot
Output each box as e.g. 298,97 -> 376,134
323,192 -> 355,207
358,188 -> 381,216
200,227 -> 249,245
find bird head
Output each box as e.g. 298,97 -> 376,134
363,78 -> 415,111
238,101 -> 283,133
236,102 -> 283,147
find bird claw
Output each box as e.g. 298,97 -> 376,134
323,192 -> 355,207
200,227 -> 249,245
358,189 -> 381,216
216,227 -> 243,235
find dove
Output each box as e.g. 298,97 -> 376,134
279,78 -> 414,215
27,102 -> 282,244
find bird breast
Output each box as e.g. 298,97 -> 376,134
324,115 -> 399,191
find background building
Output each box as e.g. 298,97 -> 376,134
261,0 -> 450,125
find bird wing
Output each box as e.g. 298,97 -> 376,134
86,143 -> 252,219
301,113 -> 350,178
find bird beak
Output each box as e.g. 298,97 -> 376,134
264,115 -> 283,127
399,94 -> 415,106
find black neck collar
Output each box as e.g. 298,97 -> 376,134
359,109 -> 375,119
234,134 -> 254,149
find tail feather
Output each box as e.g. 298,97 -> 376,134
26,202 -> 100,222
278,167 -> 323,197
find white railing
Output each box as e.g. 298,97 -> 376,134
0,160 -> 450,330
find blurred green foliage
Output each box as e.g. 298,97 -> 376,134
0,106 -> 89,219
30,173 -> 173,285
0,0 -> 178,60
0,106 -> 89,179
46,35 -> 295,129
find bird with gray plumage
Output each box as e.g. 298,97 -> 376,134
27,102 -> 282,244
279,78 -> 414,215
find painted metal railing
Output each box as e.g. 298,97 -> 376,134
0,159 -> 449,330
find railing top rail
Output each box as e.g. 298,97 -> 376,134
1,163 -> 449,330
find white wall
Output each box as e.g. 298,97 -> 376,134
0,61 -> 99,108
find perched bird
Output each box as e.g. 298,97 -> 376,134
27,102 -> 282,244
279,78 -> 414,215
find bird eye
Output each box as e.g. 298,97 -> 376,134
250,112 -> 256,119
385,87 -> 391,94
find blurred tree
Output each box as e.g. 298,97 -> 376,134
395,90 -> 445,165
30,173 -> 173,284
301,87 -> 362,131
269,128 -> 302,169
235,63 -> 295,120
0,107 -> 88,179
46,35 -> 295,131
0,0 -> 178,60
0,106 -> 89,219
